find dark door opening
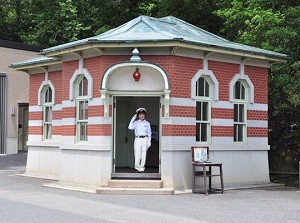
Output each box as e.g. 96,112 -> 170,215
18,103 -> 29,152
113,96 -> 160,178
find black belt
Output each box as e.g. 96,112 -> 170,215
136,135 -> 148,138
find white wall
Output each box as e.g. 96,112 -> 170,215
26,146 -> 61,179
6,137 -> 18,154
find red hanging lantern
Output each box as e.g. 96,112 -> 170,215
133,68 -> 141,81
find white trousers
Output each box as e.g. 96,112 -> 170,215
134,137 -> 148,172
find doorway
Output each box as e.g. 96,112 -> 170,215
18,103 -> 29,151
113,96 -> 160,176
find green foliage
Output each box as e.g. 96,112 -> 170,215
0,0 -> 226,46
0,0 -> 23,41
157,0 -> 222,34
18,0 -> 93,46
1,0 -> 299,176
215,0 -> 300,173
1,0 -> 163,46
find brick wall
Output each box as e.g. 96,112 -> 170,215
29,73 -> 44,106
49,70 -> 63,104
245,65 -> 268,104
28,54 -> 269,141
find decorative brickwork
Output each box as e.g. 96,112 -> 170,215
169,105 -> 195,117
212,108 -> 233,119
209,61 -> 239,101
248,127 -> 268,137
88,124 -> 112,136
28,55 -> 269,140
162,124 -> 195,136
49,70 -> 63,104
28,126 -> 43,134
247,110 -> 268,120
29,111 -> 43,120
61,125 -> 76,136
245,65 -> 268,104
29,73 -> 44,105
211,126 -> 233,137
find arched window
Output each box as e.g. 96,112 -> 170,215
196,77 -> 211,143
76,75 -> 88,141
43,85 -> 53,140
233,80 -> 247,142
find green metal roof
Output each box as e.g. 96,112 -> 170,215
11,15 -> 288,69
41,15 -> 288,60
10,57 -> 60,69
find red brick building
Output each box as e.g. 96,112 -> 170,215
12,16 -> 288,193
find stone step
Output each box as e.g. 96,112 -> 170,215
108,179 -> 163,188
96,187 -> 174,195
111,172 -> 161,180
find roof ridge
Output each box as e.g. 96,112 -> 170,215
91,16 -> 150,40
39,15 -> 288,60
159,16 -> 230,43
140,16 -> 175,39
93,15 -> 175,41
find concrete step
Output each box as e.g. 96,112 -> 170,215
96,187 -> 174,195
111,172 -> 161,179
108,179 -> 163,188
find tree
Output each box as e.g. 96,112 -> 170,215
18,0 -> 91,46
0,0 -> 24,41
1,0 -> 223,46
215,0 -> 300,174
157,0 -> 223,34
17,0 -> 160,46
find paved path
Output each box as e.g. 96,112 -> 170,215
0,153 -> 299,223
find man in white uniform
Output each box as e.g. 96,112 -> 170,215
128,108 -> 152,173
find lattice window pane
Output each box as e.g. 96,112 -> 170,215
234,81 -> 246,100
196,77 -> 210,97
196,102 -> 201,120
80,122 -> 88,141
44,86 -> 52,103
196,123 -> 208,142
239,104 -> 244,122
196,123 -> 200,141
44,106 -> 52,122
202,102 -> 208,121
234,124 -> 244,142
234,104 -> 245,122
79,101 -> 88,120
196,101 -> 209,121
44,124 -> 52,140
200,123 -> 208,142
79,76 -> 88,96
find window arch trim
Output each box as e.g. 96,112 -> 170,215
70,68 -> 93,100
38,80 -> 55,106
191,69 -> 219,101
229,74 -> 254,103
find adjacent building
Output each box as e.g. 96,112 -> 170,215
0,40 -> 42,154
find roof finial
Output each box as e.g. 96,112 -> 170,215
130,48 -> 141,62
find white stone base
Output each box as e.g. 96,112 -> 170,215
26,145 -> 61,177
25,139 -> 271,191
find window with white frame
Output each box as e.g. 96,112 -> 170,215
76,75 -> 88,141
43,85 -> 53,140
233,80 -> 247,142
196,76 -> 211,143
